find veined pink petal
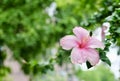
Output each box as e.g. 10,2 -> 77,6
86,37 -> 105,49
71,47 -> 87,64
60,35 -> 78,50
73,27 -> 89,42
85,48 -> 99,66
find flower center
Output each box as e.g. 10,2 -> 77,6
78,37 -> 89,48
79,44 -> 85,48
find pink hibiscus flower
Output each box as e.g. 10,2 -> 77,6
60,27 -> 105,66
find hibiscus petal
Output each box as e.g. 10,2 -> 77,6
60,35 -> 78,50
85,48 -> 99,66
71,48 -> 87,64
73,27 -> 89,41
86,37 -> 105,49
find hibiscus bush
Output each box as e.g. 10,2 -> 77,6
0,0 -> 119,81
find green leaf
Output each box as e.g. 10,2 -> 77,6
86,61 -> 93,69
90,31 -> 93,36
115,27 -> 120,33
100,53 -> 111,66
117,47 -> 120,55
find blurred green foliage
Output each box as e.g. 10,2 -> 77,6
0,0 -> 120,81
76,65 -> 115,81
0,48 -> 10,81
23,65 -> 115,81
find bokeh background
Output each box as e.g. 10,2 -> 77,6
0,0 -> 120,81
